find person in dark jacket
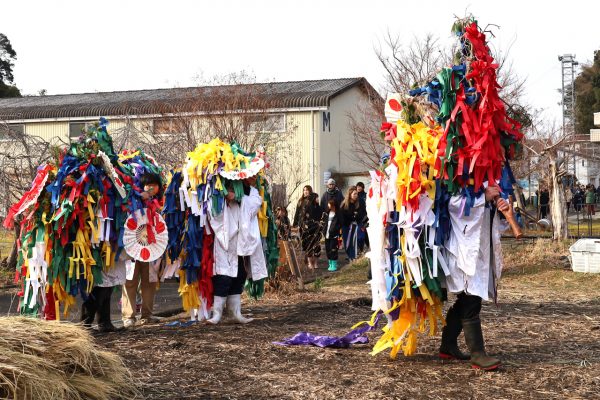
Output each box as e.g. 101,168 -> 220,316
322,199 -> 343,272
293,185 -> 322,270
275,206 -> 291,240
320,178 -> 344,210
573,186 -> 584,212
340,186 -> 367,261
539,188 -> 550,219
355,181 -> 369,253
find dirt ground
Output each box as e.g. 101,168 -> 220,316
97,240 -> 600,400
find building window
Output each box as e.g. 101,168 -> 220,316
69,122 -> 87,140
246,114 -> 286,133
582,160 -> 585,167
0,124 -> 24,141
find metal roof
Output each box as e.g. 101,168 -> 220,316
0,77 -> 380,121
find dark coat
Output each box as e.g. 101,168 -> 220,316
540,190 -> 550,206
322,210 -> 343,239
320,188 -> 344,210
340,200 -> 367,227
293,193 -> 322,232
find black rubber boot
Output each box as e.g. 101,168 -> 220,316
80,296 -> 97,328
97,287 -> 119,333
462,317 -> 501,370
439,305 -> 470,360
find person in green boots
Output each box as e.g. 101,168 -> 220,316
322,199 -> 342,272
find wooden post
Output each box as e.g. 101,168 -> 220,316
281,240 -> 304,290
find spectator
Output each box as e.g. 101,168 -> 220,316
565,187 -> 573,213
275,206 -> 291,240
539,188 -> 550,219
585,185 -> 596,216
293,185 -> 323,270
574,186 -> 584,212
322,199 -> 343,272
356,181 -> 367,203
320,178 -> 344,210
356,181 -> 369,253
340,186 -> 366,261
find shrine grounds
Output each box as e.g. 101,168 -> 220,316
92,239 -> 600,400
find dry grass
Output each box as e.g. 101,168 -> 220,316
501,238 -> 600,300
94,248 -> 600,399
0,229 -> 14,261
0,317 -> 140,400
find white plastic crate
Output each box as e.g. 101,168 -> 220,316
569,239 -> 600,273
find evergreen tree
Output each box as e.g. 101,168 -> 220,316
574,50 -> 600,135
0,33 -> 21,98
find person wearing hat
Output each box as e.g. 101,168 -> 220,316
320,178 -> 344,211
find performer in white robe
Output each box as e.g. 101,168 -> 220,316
439,185 -> 509,370
234,177 -> 268,323
207,186 -> 243,324
208,178 -> 267,324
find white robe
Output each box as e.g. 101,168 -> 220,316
444,195 -> 506,301
237,187 -> 268,281
211,201 -> 241,278
365,171 -> 391,312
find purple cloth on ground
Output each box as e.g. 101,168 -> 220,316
274,314 -> 381,349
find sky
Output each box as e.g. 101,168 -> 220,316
3,0 -> 600,122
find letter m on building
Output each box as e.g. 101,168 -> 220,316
322,111 -> 331,132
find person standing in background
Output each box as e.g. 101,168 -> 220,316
322,199 -> 343,272
340,186 -> 366,262
355,182 -> 369,253
585,185 -> 596,216
539,188 -> 550,219
574,186 -> 584,213
565,187 -> 573,213
293,185 -> 323,270
320,178 -> 344,210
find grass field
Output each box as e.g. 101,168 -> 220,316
0,229 -> 14,261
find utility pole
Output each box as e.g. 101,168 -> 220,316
558,54 -> 579,179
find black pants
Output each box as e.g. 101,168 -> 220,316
448,292 -> 482,320
540,205 -> 548,219
212,257 -> 248,297
325,238 -> 339,261
81,286 -> 113,325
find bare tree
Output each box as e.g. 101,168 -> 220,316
375,32 -> 449,95
523,120 -> 571,240
348,93 -> 386,170
110,74 -> 309,207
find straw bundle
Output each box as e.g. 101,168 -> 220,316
0,317 -> 139,400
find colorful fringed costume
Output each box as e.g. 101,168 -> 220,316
361,117 -> 447,358
4,118 -> 164,320
277,18 -> 523,367
363,17 -> 523,365
164,139 -> 278,321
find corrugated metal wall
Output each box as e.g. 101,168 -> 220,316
268,112 -> 314,216
25,121 -> 69,142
